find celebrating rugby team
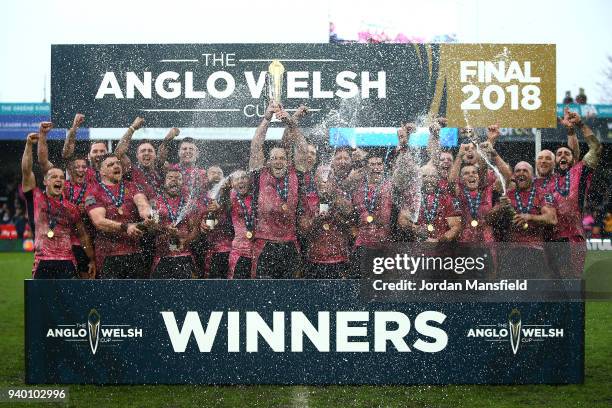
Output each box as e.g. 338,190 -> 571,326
22,102 -> 602,279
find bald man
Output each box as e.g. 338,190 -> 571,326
535,149 -> 556,193
248,102 -> 305,279
490,162 -> 557,279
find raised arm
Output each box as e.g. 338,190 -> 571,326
279,106 -> 309,171
426,121 -> 442,169
571,112 -> 601,168
62,113 -> 85,160
114,117 -> 144,160
157,127 -> 180,168
560,107 -> 580,160
37,121 -> 55,174
449,144 -> 468,184
249,102 -> 278,171
290,106 -> 310,172
21,133 -> 39,193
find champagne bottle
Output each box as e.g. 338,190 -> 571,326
205,211 -> 217,230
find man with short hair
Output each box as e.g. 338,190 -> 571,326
207,166 -> 224,186
535,149 -> 556,193
225,170 -> 256,279
299,165 -> 352,278
151,168 -> 201,278
329,147 -> 353,192
61,114 -> 145,185
175,137 -> 208,201
398,164 -> 462,243
36,121 -> 94,277
85,154 -> 157,278
248,102 -> 304,279
455,164 -> 496,244
21,132 -> 95,279
552,110 -> 601,243
550,110 -> 601,276
349,152 -> 397,278
490,162 -> 558,278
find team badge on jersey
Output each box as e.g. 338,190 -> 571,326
85,196 -> 97,207
544,193 -> 554,205
452,198 -> 461,212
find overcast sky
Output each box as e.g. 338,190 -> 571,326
1,0 -> 610,103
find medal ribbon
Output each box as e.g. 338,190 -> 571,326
162,194 -> 184,225
554,172 -> 570,197
363,175 -> 382,214
99,180 -> 125,209
275,173 -> 289,202
514,185 -> 536,214
463,187 -> 482,220
236,193 -> 255,231
69,182 -> 87,205
137,164 -> 162,195
44,191 -> 64,230
422,190 -> 440,224
306,171 -> 316,193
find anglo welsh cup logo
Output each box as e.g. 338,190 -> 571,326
88,309 -> 101,355
508,309 -> 521,355
467,309 -> 564,355
45,310 -> 143,354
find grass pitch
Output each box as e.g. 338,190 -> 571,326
0,252 -> 610,407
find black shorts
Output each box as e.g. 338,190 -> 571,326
35,260 -> 76,279
152,256 -> 195,279
140,232 -> 157,270
208,252 -> 229,279
257,242 -> 300,279
101,253 -> 147,279
304,262 -> 348,279
72,245 -> 89,275
233,257 -> 252,279
348,246 -> 369,279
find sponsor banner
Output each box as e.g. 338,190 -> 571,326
557,103 -> 612,119
0,103 -> 89,141
586,239 -> 612,251
26,280 -> 583,385
0,103 -> 50,115
329,127 -> 458,148
51,43 -> 556,129
89,127 -> 285,141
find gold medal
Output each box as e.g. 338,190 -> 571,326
117,206 -> 124,215
47,230 -> 54,239
427,224 -> 435,232
281,203 -> 288,211
471,219 -> 479,228
323,223 -> 330,231
366,215 -> 374,223
523,223 -> 529,230
246,231 -> 253,239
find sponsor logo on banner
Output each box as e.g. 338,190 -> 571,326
45,309 -> 143,355
466,309 -> 564,355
